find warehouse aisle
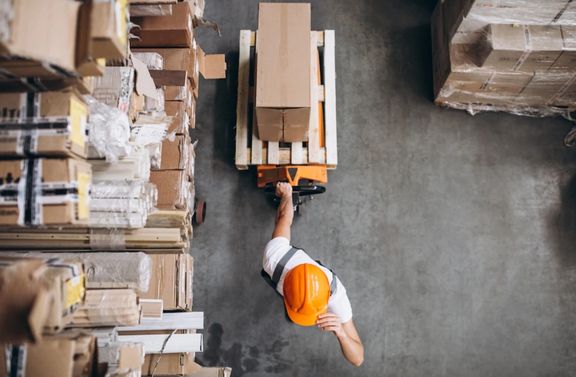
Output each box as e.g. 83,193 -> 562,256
191,1 -> 576,376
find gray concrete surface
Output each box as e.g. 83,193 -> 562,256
190,1 -> 576,376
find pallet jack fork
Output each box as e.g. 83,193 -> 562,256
257,165 -> 328,212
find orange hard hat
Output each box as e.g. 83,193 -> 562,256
283,263 -> 330,326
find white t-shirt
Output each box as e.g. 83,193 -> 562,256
262,237 -> 353,323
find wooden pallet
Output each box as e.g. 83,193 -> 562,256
235,30 -> 337,170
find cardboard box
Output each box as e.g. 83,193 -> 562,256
554,73 -> 576,106
255,3 -> 311,142
99,342 -> 144,376
198,47 -> 227,80
91,0 -> 128,59
24,332 -> 97,377
188,363 -> 232,377
142,352 -> 196,376
517,26 -> 563,73
0,259 -> 50,343
93,67 -> 135,114
484,72 -> 534,95
75,1 -> 105,77
518,73 -> 572,105
0,158 -> 91,226
140,253 -> 193,310
150,169 -> 191,210
156,135 -> 190,170
477,24 -> 526,71
70,289 -> 140,327
550,26 -> 576,72
164,101 -> 191,134
443,71 -> 492,92
131,2 -> 194,48
0,0 -> 80,73
132,47 -> 196,74
0,256 -> 86,338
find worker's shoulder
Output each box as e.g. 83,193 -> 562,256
264,236 -> 292,255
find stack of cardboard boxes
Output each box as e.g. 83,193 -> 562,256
432,0 -> 576,116
0,0 -> 231,375
126,2 -> 226,374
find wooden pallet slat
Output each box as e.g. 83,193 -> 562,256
235,30 -> 252,170
308,31 -> 321,164
268,141 -> 279,164
324,30 -> 338,168
251,31 -> 264,165
291,142 -> 304,164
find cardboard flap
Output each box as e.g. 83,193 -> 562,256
132,55 -> 159,99
198,47 -> 226,79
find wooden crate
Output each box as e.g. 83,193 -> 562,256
235,30 -> 338,170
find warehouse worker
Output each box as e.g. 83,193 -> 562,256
261,182 -> 364,367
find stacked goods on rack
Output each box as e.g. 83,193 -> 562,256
432,0 -> 576,116
0,0 -> 231,376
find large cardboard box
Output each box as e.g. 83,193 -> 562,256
0,0 -> 80,73
484,72 -> 534,95
477,24 -> 526,71
0,158 -> 91,226
132,48 -> 198,85
140,253 -> 193,310
0,256 -> 86,340
91,0 -> 128,59
21,332 -> 97,377
0,91 -> 88,157
131,2 -> 194,48
156,135 -> 190,170
517,25 -> 563,72
550,26 -> 576,72
518,73 -> 572,106
255,3 -> 311,142
150,170 -> 191,210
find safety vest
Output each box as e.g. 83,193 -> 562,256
261,247 -> 338,296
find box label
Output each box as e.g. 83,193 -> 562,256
69,97 -> 87,148
77,172 -> 90,220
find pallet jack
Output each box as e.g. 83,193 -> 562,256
234,29 -> 337,213
257,165 -> 327,213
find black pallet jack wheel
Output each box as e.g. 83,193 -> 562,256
193,200 -> 206,225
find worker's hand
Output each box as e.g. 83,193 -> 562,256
316,313 -> 346,338
275,182 -> 292,199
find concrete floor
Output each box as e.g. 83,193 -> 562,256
190,1 -> 576,376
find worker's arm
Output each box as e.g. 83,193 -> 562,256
272,182 -> 294,241
317,314 -> 364,367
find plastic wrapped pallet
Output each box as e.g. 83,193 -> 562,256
432,0 -> 576,117
70,289 -> 139,327
90,145 -> 151,182
90,181 -> 158,229
1,251 -> 152,293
